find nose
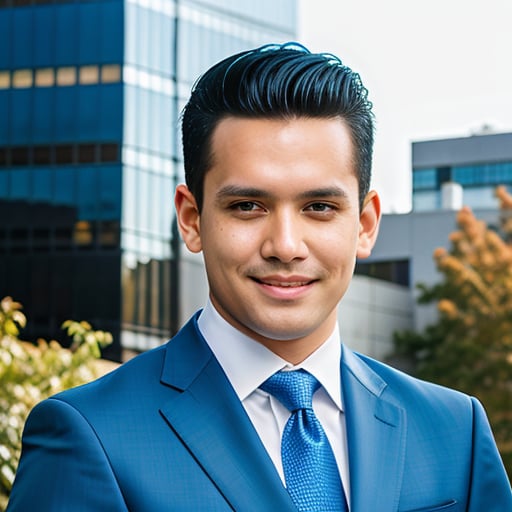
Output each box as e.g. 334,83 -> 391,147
260,210 -> 309,263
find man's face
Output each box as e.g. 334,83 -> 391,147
176,117 -> 380,363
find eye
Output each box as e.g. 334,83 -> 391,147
234,201 -> 260,212
305,202 -> 335,212
228,201 -> 266,218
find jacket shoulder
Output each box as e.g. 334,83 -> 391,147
350,350 -> 474,413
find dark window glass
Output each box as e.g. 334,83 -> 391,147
33,228 -> 50,249
55,144 -> 74,164
99,220 -> 120,247
11,147 -> 29,166
355,259 -> 410,287
0,148 -> 8,166
33,146 -> 53,165
78,144 -> 97,163
437,166 -> 452,186
31,255 -> 51,323
100,143 -> 118,162
77,167 -> 98,219
10,228 -> 29,245
55,227 -> 73,249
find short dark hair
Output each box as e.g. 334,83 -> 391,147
181,42 -> 374,211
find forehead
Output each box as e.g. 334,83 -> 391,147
206,116 -> 357,190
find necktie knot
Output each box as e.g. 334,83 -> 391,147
260,369 -> 320,412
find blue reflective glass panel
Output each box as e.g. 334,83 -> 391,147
101,1 -> 123,63
10,90 -> 33,145
99,84 -> 123,140
0,11 -> 12,69
33,88 -> 55,144
33,7 -> 55,67
55,87 -> 78,142
32,168 -> 53,203
13,9 -> 33,68
54,167 -> 76,207
99,165 -> 122,220
79,2 -> 101,64
10,170 -> 30,200
55,4 -> 79,65
78,86 -> 99,142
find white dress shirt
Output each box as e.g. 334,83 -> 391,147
198,300 -> 351,507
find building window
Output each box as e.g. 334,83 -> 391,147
0,64 -> 122,90
33,146 -> 53,165
0,71 -> 10,89
0,143 -> 119,167
35,68 -> 55,87
74,220 -> 94,247
78,144 -> 97,163
412,168 -> 437,190
100,143 -> 118,162
355,259 -> 410,286
55,145 -> 74,164
56,67 -> 77,86
79,65 -> 100,85
12,69 -> 33,88
101,64 -> 121,84
10,147 -> 29,166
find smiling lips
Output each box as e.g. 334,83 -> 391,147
251,276 -> 316,297
257,278 -> 312,287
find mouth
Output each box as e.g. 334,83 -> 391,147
250,274 -> 317,289
252,278 -> 314,287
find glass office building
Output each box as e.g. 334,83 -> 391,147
0,0 -> 296,359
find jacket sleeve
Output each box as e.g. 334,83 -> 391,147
7,397 -> 128,511
467,397 -> 512,511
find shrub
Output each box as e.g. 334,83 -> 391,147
0,297 -> 113,511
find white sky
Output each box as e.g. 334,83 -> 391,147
298,0 -> 512,213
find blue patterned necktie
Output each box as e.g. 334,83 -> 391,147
261,370 -> 348,511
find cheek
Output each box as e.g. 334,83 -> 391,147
202,225 -> 257,268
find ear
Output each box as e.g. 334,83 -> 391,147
356,190 -> 381,259
174,184 -> 202,253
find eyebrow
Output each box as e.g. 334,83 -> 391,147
215,185 -> 349,201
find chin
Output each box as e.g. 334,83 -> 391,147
253,325 -> 314,343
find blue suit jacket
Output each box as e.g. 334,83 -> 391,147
8,312 -> 512,511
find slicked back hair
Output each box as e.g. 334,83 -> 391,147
181,43 -> 374,211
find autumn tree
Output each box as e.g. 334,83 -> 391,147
392,186 -> 512,478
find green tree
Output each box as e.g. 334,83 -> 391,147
0,297 -> 115,511
392,186 -> 512,478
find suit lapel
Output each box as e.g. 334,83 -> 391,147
341,348 -> 406,512
159,314 -> 296,512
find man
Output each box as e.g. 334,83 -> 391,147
8,43 -> 511,511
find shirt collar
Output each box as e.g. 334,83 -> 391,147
197,299 -> 343,411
